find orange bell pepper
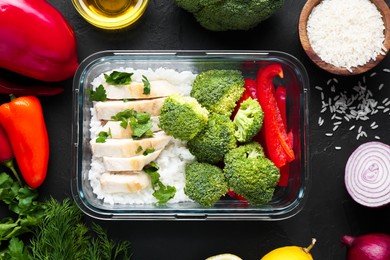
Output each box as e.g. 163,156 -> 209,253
0,96 -> 49,188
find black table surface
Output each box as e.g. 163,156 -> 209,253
3,1 -> 390,259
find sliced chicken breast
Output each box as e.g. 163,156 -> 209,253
101,116 -> 160,139
104,80 -> 178,100
90,131 -> 171,158
95,97 -> 165,120
100,171 -> 150,193
103,149 -> 162,171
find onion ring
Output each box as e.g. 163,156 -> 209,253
345,141 -> 390,207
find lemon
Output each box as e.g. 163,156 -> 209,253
205,253 -> 243,260
261,238 -> 316,260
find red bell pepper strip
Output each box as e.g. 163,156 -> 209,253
227,190 -> 247,202
232,78 -> 257,119
275,86 -> 287,127
0,78 -> 64,96
256,64 -> 294,168
275,85 -> 294,148
0,125 -> 22,185
0,96 -> 49,189
0,0 -> 79,82
274,85 -> 290,186
243,78 -> 257,100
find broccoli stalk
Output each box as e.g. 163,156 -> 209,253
233,97 -> 264,143
175,0 -> 285,31
224,142 -> 280,205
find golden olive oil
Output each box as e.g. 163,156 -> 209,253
74,0 -> 147,30
83,0 -> 135,17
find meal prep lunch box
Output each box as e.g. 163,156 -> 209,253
71,50 -> 310,220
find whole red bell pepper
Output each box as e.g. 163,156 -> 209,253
0,96 -> 49,189
0,0 -> 79,82
0,78 -> 64,96
256,64 -> 294,168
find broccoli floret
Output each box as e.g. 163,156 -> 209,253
185,162 -> 228,207
159,93 -> 209,141
175,0 -> 285,31
233,97 -> 264,143
188,113 -> 237,164
224,142 -> 280,205
190,70 -> 245,117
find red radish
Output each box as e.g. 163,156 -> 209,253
341,233 -> 390,260
344,141 -> 390,207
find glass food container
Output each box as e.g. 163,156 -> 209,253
71,50 -> 310,220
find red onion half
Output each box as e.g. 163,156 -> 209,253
341,233 -> 390,260
344,141 -> 390,207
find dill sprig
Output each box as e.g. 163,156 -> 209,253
29,198 -> 132,260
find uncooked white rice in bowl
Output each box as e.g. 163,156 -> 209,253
306,0 -> 386,72
88,68 -> 197,205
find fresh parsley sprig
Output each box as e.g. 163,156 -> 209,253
143,162 -> 176,204
96,130 -> 112,143
111,109 -> 153,139
87,85 -> 107,102
104,71 -> 133,85
142,75 -> 151,95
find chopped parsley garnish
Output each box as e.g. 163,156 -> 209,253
111,109 -> 153,139
143,162 -> 176,204
104,71 -> 133,85
96,130 -> 111,143
143,148 -> 155,156
87,85 -> 107,102
142,75 -> 151,94
136,146 -> 143,154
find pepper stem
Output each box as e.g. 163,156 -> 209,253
3,159 -> 23,186
303,238 -> 316,253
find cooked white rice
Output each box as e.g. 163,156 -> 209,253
88,68 -> 197,205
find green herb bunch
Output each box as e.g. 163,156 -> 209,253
0,169 -> 132,260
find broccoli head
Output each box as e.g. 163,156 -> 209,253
224,142 -> 280,205
175,0 -> 285,31
188,113 -> 237,164
190,70 -> 245,117
184,162 -> 228,207
233,97 -> 264,143
158,93 -> 209,141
